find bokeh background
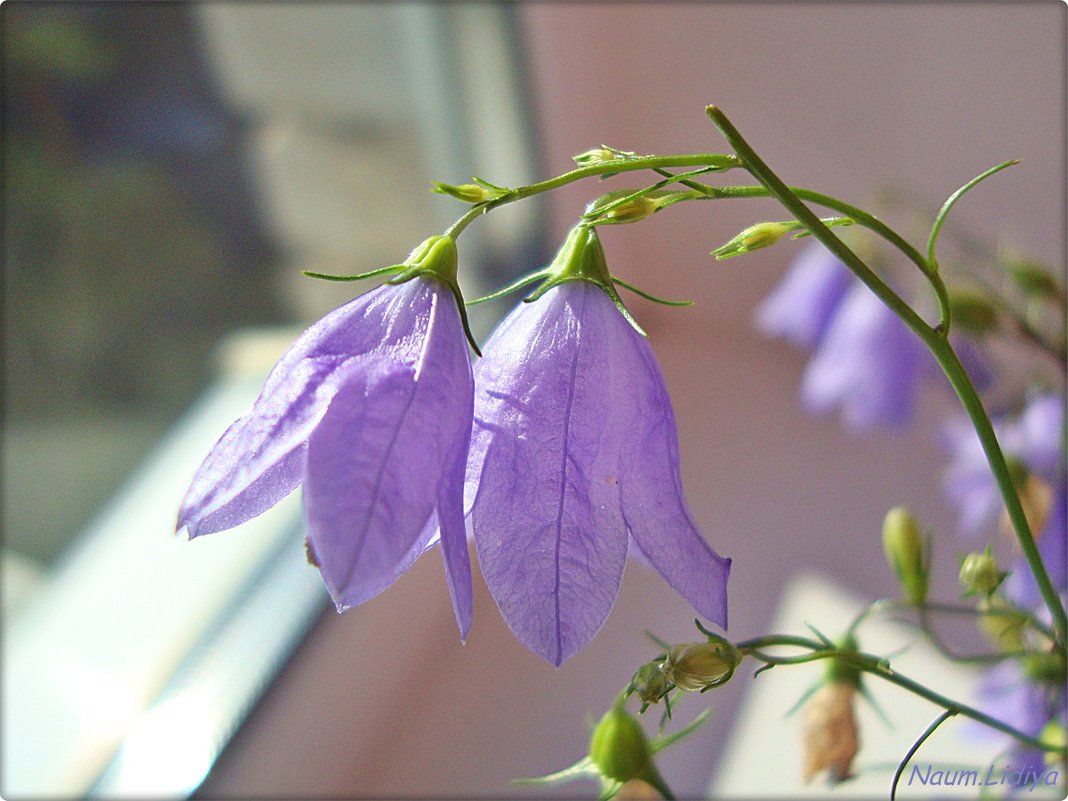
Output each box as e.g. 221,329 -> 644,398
3,3 -> 1064,798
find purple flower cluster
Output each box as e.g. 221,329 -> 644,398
757,243 -> 927,430
179,230 -> 730,665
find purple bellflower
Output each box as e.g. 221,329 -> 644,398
178,236 -> 475,637
799,282 -> 926,430
943,392 -> 1065,541
464,226 -> 731,666
755,242 -> 853,349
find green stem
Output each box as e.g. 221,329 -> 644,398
847,598 -> 1055,659
890,710 -> 956,801
444,153 -> 740,238
706,104 -> 1067,649
737,634 -> 1063,754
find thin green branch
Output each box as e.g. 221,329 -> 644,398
890,710 -> 956,801
927,160 -> 1020,269
738,634 -> 1062,754
706,103 -> 1067,649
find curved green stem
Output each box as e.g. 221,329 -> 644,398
444,153 -> 740,239
890,710 -> 956,801
846,598 -> 1054,661
737,634 -> 1063,754
706,104 -> 1067,650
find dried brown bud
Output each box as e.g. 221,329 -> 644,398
801,681 -> 860,785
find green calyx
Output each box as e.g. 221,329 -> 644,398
302,234 -> 480,356
824,633 -> 863,688
392,235 -> 481,356
469,224 -> 694,338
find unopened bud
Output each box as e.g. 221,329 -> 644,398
712,221 -> 798,260
1007,260 -> 1062,300
881,507 -> 929,606
664,641 -> 740,692
948,291 -> 998,336
588,702 -> 652,784
977,595 -> 1027,653
1022,649 -> 1068,685
432,180 -> 507,204
573,147 -> 627,165
958,547 -> 1006,597
1039,720 -> 1067,768
631,662 -> 671,706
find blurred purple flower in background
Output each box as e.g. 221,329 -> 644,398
465,281 -> 731,666
179,258 -> 475,637
942,393 -> 1065,541
974,659 -> 1067,777
799,283 -> 926,430
755,243 -> 852,349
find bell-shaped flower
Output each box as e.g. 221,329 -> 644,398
465,226 -> 730,666
799,282 -> 926,430
178,236 -> 475,637
754,242 -> 853,349
942,392 -> 1065,541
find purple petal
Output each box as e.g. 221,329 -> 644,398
941,417 -> 1003,538
755,243 -> 853,349
608,305 -> 731,629
438,442 -> 474,641
469,283 -> 628,666
800,284 -> 924,430
1016,394 -> 1065,479
178,280 -> 432,536
304,282 -> 475,614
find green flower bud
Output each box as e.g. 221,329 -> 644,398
1007,260 -> 1062,300
711,221 -> 798,260
958,547 -> 1007,597
432,180 -> 506,204
977,595 -> 1028,653
1021,649 -> 1068,685
947,290 -> 998,336
588,702 -> 652,784
664,641 -> 740,692
1038,720 -> 1067,768
572,147 -> 631,165
881,507 -> 929,606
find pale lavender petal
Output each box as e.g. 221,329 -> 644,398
607,303 -> 731,629
941,417 -> 1003,538
438,443 -> 474,640
470,284 -> 628,666
755,243 -> 853,349
304,280 -> 474,614
187,444 -> 307,537
178,356 -> 344,537
1016,394 -> 1065,479
800,284 -> 924,430
304,361 -> 435,610
179,280 -> 430,536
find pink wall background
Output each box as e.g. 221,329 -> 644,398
198,4 -> 1065,797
